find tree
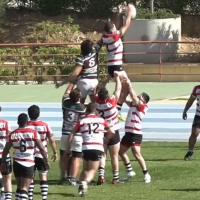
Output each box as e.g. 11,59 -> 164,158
0,0 -> 6,25
150,0 -> 154,13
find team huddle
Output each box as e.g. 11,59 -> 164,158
0,4 -> 151,200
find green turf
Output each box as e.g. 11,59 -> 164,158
0,82 -> 197,102
9,141 -> 200,200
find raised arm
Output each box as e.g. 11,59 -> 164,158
113,71 -> 122,100
120,4 -> 133,36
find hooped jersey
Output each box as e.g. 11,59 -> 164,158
28,120 -> 53,158
0,119 -> 11,158
125,101 -> 148,135
74,114 -> 109,152
102,30 -> 123,66
9,127 -> 40,167
192,85 -> 200,116
76,44 -> 100,80
62,98 -> 86,135
95,94 -> 119,131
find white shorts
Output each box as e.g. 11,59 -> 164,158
76,79 -> 98,98
60,135 -> 69,151
71,136 -> 83,153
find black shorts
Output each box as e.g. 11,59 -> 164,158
71,151 -> 82,158
83,150 -> 103,161
35,157 -> 48,172
120,132 -> 143,148
106,130 -> 120,146
108,65 -> 123,77
13,161 -> 34,179
192,115 -> 200,128
0,157 -> 12,175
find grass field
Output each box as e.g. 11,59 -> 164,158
0,82 -> 197,102
9,141 -> 200,200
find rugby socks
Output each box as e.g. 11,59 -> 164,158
113,170 -> 119,181
143,170 -> 148,175
0,177 -> 4,195
117,103 -> 123,112
15,188 -> 20,200
125,162 -> 133,173
20,189 -> 28,200
4,192 -> 12,200
40,180 -> 48,200
28,182 -> 34,200
98,167 -> 105,177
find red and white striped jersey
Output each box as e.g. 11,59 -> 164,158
9,127 -> 40,167
125,101 -> 148,134
0,119 -> 11,158
95,94 -> 119,131
102,30 -> 123,66
28,120 -> 53,158
192,85 -> 200,116
74,114 -> 109,152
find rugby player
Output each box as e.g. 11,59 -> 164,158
1,113 -> 50,200
60,88 -> 85,185
27,105 -> 57,200
183,85 -> 200,160
70,103 -> 115,196
118,82 -> 151,183
95,71 -> 123,184
55,39 -> 100,104
0,106 -> 12,200
97,4 -> 133,121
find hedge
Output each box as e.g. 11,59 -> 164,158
0,46 -> 107,84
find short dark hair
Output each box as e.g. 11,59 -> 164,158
28,105 -> 40,120
18,113 -> 28,127
81,39 -> 94,56
141,92 -> 150,103
69,88 -> 81,103
98,88 -> 109,101
86,103 -> 96,114
104,21 -> 114,33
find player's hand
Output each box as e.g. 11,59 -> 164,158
114,71 -> 119,77
64,150 -> 71,157
51,153 -> 58,162
182,112 -> 187,120
44,161 -> 50,170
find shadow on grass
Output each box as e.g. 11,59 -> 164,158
161,188 -> 200,192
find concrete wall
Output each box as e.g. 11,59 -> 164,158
124,63 -> 200,82
123,17 -> 181,64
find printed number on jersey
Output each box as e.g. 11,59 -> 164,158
20,139 -> 27,153
89,58 -> 96,67
87,123 -> 99,134
66,111 -> 76,122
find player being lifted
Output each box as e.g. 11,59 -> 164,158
1,113 -> 50,200
95,71 -> 123,184
0,106 -> 12,200
118,81 -> 151,183
60,88 -> 86,185
55,39 -> 100,104
27,105 -> 57,200
97,4 -> 134,121
69,103 -> 115,196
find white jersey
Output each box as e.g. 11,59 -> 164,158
9,127 -> 40,167
102,30 -> 123,66
28,120 -> 53,158
74,114 -> 109,152
0,119 -> 11,158
192,85 -> 200,116
125,101 -> 148,134
95,94 -> 119,130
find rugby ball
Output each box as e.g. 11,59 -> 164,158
125,4 -> 136,19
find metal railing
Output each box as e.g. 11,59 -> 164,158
0,40 -> 199,83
